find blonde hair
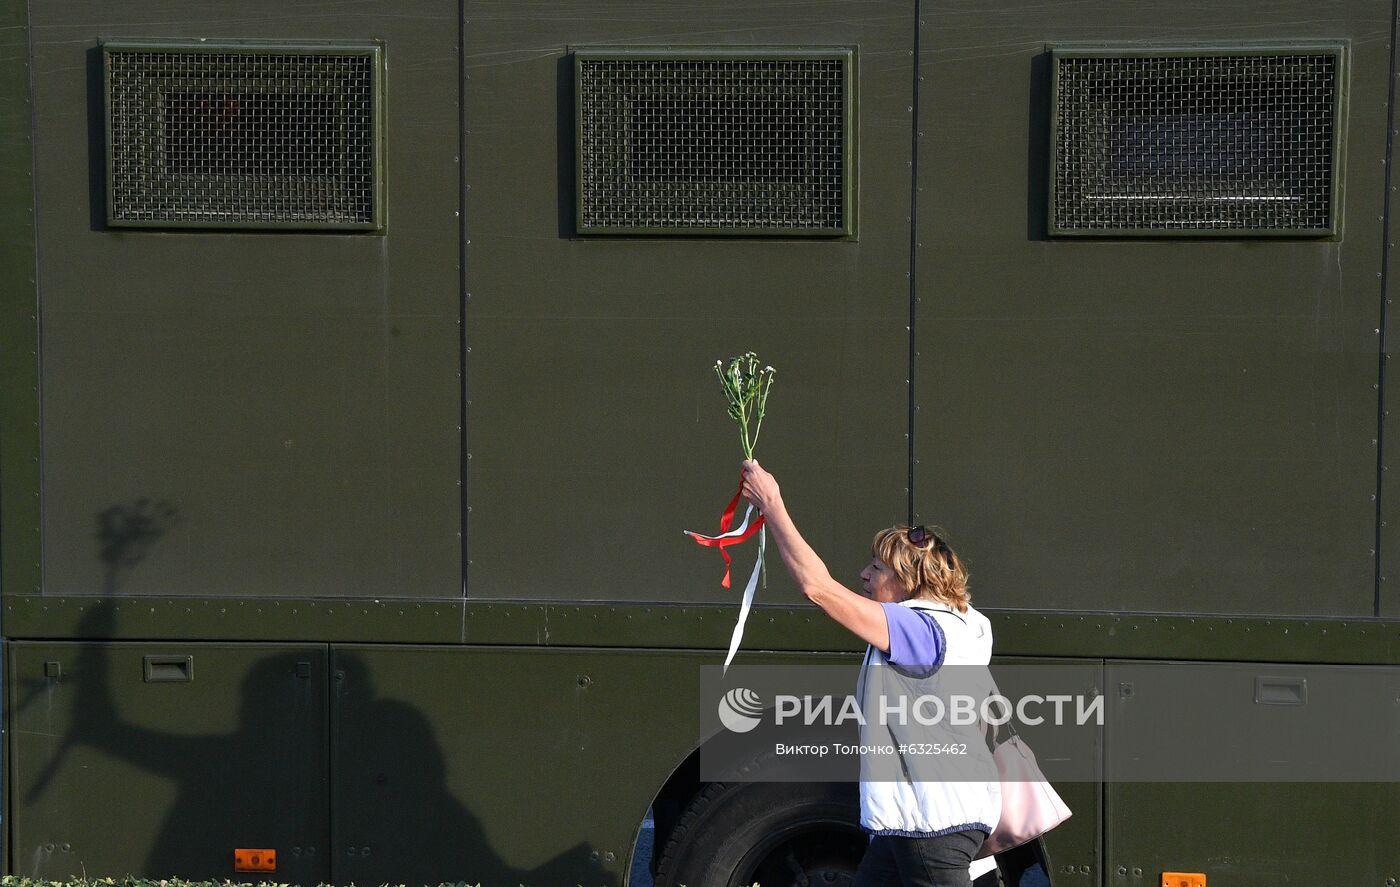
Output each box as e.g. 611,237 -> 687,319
871,526 -> 971,612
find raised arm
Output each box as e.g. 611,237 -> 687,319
740,460 -> 891,652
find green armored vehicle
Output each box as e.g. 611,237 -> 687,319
0,0 -> 1396,884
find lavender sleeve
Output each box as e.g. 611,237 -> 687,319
880,603 -> 946,675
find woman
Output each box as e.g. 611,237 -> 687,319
740,458 -> 1001,887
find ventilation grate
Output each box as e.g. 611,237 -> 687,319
105,43 -> 382,229
576,49 -> 853,235
1051,48 -> 1342,236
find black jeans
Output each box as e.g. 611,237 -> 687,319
852,830 -> 988,887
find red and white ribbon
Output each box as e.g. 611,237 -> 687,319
685,477 -> 767,673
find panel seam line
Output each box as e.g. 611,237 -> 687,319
1378,9 -> 1398,617
907,1 -> 922,523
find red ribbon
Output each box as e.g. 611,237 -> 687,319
686,475 -> 766,588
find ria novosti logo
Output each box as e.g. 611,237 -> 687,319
718,688 -> 1105,732
717,687 -> 765,733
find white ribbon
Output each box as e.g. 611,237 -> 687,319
722,524 -> 765,674
684,503 -> 758,542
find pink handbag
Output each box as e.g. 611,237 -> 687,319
974,722 -> 1073,859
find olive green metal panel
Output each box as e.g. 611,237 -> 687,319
8,638 -> 329,882
914,5 -> 1387,616
3,596 -> 468,644
330,644 -> 782,885
0,0 -> 40,607
1104,662 -> 1400,885
989,611 -> 1400,665
7,598 -> 1400,665
2,0 -> 39,871
1107,782 -> 1399,886
27,0 -> 461,600
464,0 -> 913,603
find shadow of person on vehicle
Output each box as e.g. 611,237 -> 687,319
93,498 -> 181,594
18,500 -> 612,886
13,498 -> 182,808
332,654 -> 613,887
48,604 -> 328,881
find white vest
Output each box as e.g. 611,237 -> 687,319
855,599 -> 1002,837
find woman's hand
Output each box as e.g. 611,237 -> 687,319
740,459 -> 784,514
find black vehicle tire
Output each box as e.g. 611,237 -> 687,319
653,774 -> 867,887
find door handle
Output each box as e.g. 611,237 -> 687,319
143,654 -> 194,683
1254,675 -> 1306,705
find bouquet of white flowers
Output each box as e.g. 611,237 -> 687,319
714,351 -> 776,461
685,352 -> 776,673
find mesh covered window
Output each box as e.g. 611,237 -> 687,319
1050,47 -> 1342,236
104,42 -> 383,229
575,48 -> 854,235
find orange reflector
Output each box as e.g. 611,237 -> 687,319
234,849 -> 277,872
1161,874 -> 1205,887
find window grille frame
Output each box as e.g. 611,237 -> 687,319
573,46 -> 857,237
1047,44 -> 1347,238
103,39 -> 386,231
